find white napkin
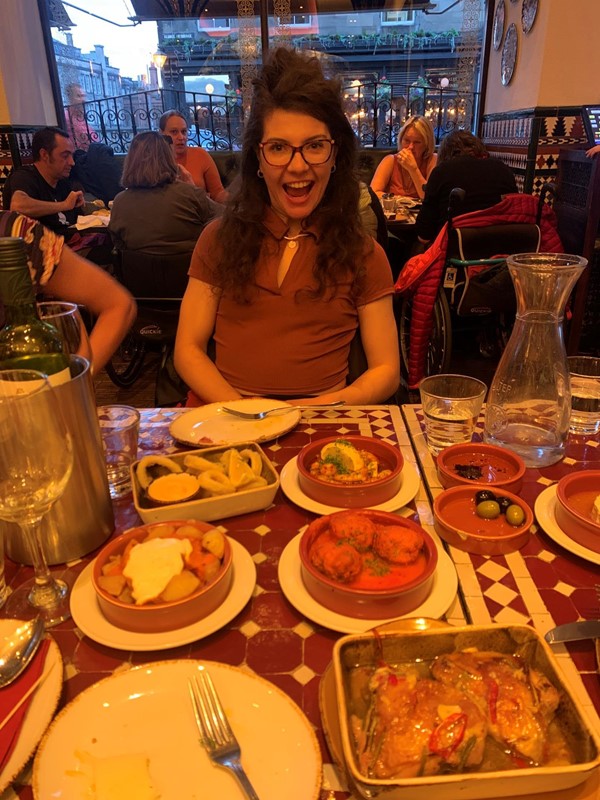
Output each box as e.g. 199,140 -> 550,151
75,214 -> 109,230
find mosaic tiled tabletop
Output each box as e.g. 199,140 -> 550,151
3,405 -> 600,799
402,406 -> 600,757
2,405 -> 452,799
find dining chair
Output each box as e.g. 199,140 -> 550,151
105,249 -> 192,406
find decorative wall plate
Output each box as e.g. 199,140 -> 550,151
501,23 -> 518,86
522,0 -> 539,33
492,0 -> 505,51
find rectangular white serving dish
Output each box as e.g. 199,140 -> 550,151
131,441 -> 279,524
333,623 -> 600,800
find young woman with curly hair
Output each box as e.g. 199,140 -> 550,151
175,47 -> 399,405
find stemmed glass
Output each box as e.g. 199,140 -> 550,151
0,369 -> 74,626
37,301 -> 92,363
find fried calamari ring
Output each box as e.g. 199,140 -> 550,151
197,468 -> 235,496
239,448 -> 263,476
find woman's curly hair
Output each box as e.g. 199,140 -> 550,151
213,47 -> 369,302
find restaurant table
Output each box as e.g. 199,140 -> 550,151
2,404 -> 600,799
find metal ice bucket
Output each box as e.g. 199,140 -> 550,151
4,356 -> 114,565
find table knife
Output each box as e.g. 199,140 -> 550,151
545,620 -> 600,644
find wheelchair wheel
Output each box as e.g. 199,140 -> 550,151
105,333 -> 147,388
399,288 -> 452,381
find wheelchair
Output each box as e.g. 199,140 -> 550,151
398,189 -> 543,382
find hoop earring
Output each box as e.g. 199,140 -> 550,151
257,169 -> 264,178
331,164 -> 336,173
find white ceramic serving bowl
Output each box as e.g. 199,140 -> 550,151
332,623 -> 600,800
131,441 -> 279,523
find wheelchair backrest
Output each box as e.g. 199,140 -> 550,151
447,223 -> 541,262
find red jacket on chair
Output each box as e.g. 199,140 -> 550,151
394,193 -> 564,389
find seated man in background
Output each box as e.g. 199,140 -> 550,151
0,210 -> 136,375
159,110 -> 229,203
415,130 -> 517,245
2,127 -> 84,235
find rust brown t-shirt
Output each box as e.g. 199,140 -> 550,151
188,209 -> 394,397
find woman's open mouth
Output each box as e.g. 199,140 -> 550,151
284,180 -> 314,200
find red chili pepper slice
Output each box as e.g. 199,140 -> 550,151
510,754 -> 530,769
487,679 -> 499,724
429,712 -> 468,760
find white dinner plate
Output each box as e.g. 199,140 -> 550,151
170,399 -> 301,447
278,533 -> 457,633
70,539 -> 256,651
280,455 -> 421,514
534,484 -> 600,566
33,659 -> 321,800
0,623 -> 63,794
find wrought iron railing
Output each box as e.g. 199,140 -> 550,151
343,81 -> 477,147
62,81 -> 476,155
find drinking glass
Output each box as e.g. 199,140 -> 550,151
419,374 -> 487,456
0,369 -> 74,626
37,301 -> 92,363
567,355 -> 600,435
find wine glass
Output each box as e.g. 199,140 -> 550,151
37,301 -> 93,363
0,369 -> 74,626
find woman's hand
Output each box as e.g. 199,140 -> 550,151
397,148 -> 419,173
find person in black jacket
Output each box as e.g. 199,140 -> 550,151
415,130 -> 517,244
70,143 -> 123,206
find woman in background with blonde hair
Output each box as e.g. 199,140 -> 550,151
370,115 -> 436,200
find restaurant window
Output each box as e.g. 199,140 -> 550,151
201,18 -> 233,30
45,0 -> 487,153
381,10 -> 415,25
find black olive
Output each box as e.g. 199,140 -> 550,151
475,489 -> 496,504
497,496 -> 512,514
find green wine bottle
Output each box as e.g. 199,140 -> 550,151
0,237 -> 71,385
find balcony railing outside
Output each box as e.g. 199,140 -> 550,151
60,81 -> 476,155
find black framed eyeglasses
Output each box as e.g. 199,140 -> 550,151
259,138 -> 335,167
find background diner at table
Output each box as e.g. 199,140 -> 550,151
108,131 -> 222,257
159,110 -> 229,204
415,130 -> 518,246
174,46 -> 400,408
2,127 -> 84,237
370,115 -> 437,201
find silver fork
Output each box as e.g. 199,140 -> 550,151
189,669 -> 260,800
221,400 -> 345,420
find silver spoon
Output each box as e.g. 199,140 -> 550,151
0,617 -> 45,688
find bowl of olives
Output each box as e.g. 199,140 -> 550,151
433,485 -> 533,555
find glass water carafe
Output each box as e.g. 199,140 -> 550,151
483,253 -> 586,467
